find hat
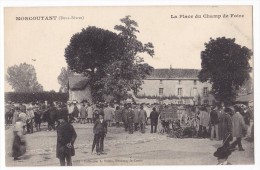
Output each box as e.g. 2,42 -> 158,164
224,107 -> 234,114
213,146 -> 231,159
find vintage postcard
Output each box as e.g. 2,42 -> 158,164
3,5 -> 255,167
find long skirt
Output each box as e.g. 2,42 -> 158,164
12,133 -> 26,158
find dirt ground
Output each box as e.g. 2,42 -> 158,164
5,122 -> 254,166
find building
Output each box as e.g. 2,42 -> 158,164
68,75 -> 92,103
137,68 -> 215,105
68,68 -> 215,105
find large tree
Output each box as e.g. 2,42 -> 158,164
65,16 -> 154,102
65,26 -> 123,76
198,37 -> 252,105
6,62 -> 43,92
65,26 -> 124,101
57,67 -> 73,93
102,15 -> 154,102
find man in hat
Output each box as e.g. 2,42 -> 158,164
104,103 -> 114,127
34,104 -> 42,131
133,105 -> 140,131
150,107 -> 159,133
121,104 -> 129,132
92,114 -> 107,155
127,104 -> 135,134
139,105 -> 147,133
214,146 -> 232,165
230,105 -> 247,151
219,107 -> 233,148
56,114 -> 77,166
210,105 -> 220,140
79,102 -> 87,124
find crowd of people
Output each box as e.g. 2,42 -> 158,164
6,99 -> 254,165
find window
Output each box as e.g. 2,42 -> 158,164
159,88 -> 163,96
178,100 -> 183,104
178,80 -> 181,85
178,88 -> 183,96
203,87 -> 208,96
194,80 -> 197,85
160,80 -> 163,84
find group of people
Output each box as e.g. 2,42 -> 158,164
196,103 -> 252,151
8,99 -> 253,166
67,101 -> 160,134
197,104 -> 253,165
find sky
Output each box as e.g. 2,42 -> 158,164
4,6 -> 253,92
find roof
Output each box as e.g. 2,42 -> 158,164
68,75 -> 89,90
146,68 -> 200,79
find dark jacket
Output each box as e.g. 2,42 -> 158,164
210,109 -> 219,125
115,110 -> 122,122
218,113 -> 232,141
72,105 -> 79,118
150,111 -> 159,125
56,121 -> 77,158
127,109 -> 135,123
49,106 -> 57,123
93,119 -> 107,134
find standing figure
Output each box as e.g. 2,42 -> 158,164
93,108 -> 100,123
198,107 -> 210,138
150,107 -> 159,133
122,104 -> 129,131
114,106 -> 122,127
104,104 -> 114,127
12,110 -> 26,160
48,103 -> 57,131
92,114 -> 107,155
219,107 -> 233,148
56,114 -> 77,166
133,105 -> 140,131
34,105 -> 42,131
86,104 -> 94,123
210,105 -> 220,140
127,105 -> 135,134
231,105 -> 247,151
79,102 -> 87,124
139,105 -> 147,133
71,102 -> 79,123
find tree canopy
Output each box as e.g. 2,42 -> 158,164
198,37 -> 252,105
64,16 -> 154,102
65,26 -> 124,76
6,63 -> 43,92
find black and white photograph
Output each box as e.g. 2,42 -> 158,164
1,4 -> 257,167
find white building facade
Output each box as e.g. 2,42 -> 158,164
137,69 -> 215,105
